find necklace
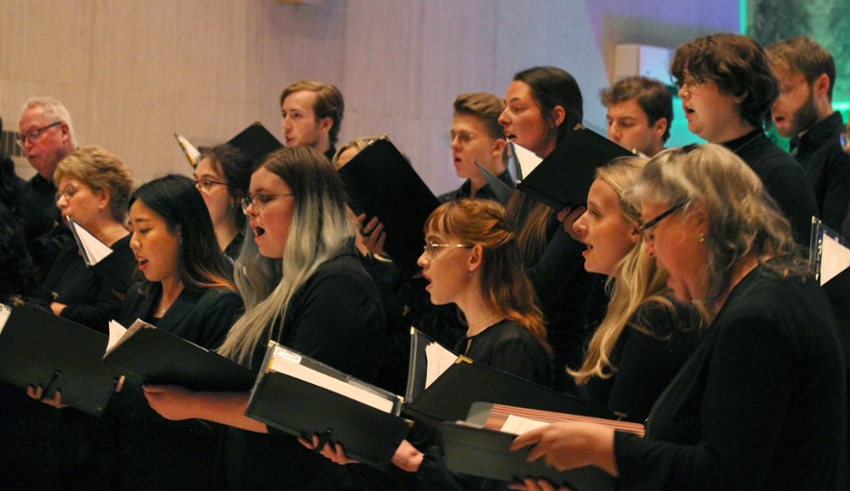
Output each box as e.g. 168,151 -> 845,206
155,291 -> 180,317
466,313 -> 504,336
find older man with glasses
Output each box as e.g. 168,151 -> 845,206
17,96 -> 78,279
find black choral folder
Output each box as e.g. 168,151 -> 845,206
404,355 -> 620,428
0,303 -> 119,417
439,422 -> 613,490
227,122 -> 283,165
514,125 -> 633,211
102,321 -> 255,392
337,137 -> 440,277
245,342 -> 410,469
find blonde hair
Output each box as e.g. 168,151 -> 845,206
569,157 -> 684,383
54,145 -> 134,223
218,146 -> 353,364
425,199 -> 549,351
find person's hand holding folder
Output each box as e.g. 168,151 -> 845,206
356,213 -> 388,257
510,421 -> 618,479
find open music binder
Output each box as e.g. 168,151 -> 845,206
336,136 -> 441,277
245,342 -> 410,469
438,402 -> 643,489
511,125 -> 633,211
241,328 -> 628,470
102,319 -> 255,392
0,303 -> 119,416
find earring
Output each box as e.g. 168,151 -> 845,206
699,234 -> 705,243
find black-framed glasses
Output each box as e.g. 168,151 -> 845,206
193,178 -> 228,192
638,201 -> 688,235
423,242 -> 473,259
241,193 -> 294,215
16,121 -> 63,147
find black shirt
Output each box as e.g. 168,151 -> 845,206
790,112 -> 850,234
722,130 -> 819,246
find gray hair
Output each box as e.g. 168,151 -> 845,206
22,96 -> 77,145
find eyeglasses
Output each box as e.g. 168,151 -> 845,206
423,242 -> 473,259
445,131 -> 478,146
16,121 -> 63,147
193,178 -> 228,192
55,184 -> 83,203
241,193 -> 294,215
675,76 -> 706,92
638,202 -> 688,236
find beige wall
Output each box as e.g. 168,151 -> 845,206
1,0 -> 734,194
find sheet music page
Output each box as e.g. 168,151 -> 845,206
424,342 -> 457,388
509,142 -> 542,182
500,414 -> 549,435
821,234 -> 850,285
269,347 -> 394,413
68,217 -> 113,265
0,304 -> 11,335
106,320 -> 128,353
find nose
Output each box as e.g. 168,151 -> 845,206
130,231 -> 141,251
608,124 -> 621,142
56,194 -> 68,207
417,249 -> 429,268
677,86 -> 688,99
497,108 -> 510,128
573,213 -> 588,237
450,135 -> 461,150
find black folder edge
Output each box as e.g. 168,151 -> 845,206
0,303 -> 119,417
102,326 -> 255,392
404,327 -> 458,404
439,422 -> 614,489
244,342 -> 410,469
474,162 -> 513,205
515,126 -> 633,211
227,122 -> 283,166
403,357 -> 620,429
336,136 -> 440,278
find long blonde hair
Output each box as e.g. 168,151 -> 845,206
570,157 -> 684,383
218,146 -> 353,365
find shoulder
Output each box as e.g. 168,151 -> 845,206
192,286 -> 243,310
306,253 -> 376,292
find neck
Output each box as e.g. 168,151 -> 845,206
714,255 -> 763,312
458,290 -> 505,337
157,277 -> 184,316
89,220 -> 129,247
711,120 -> 756,144
469,175 -> 488,197
214,220 -> 239,253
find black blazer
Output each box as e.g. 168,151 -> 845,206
118,282 -> 243,350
